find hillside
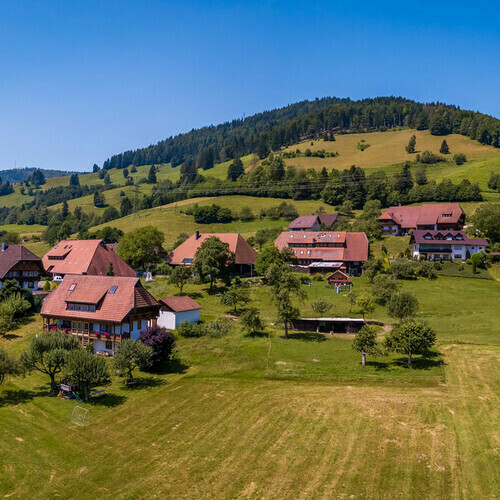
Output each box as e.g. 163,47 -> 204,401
0,167 -> 79,184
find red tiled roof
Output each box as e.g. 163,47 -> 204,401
274,231 -> 369,262
379,203 -> 465,229
43,240 -> 136,277
318,214 -> 338,226
410,230 -> 488,246
169,233 -> 257,266
326,270 -> 352,282
41,275 -> 159,323
160,296 -> 201,312
0,244 -> 43,279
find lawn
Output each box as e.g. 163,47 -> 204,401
1,271 -> 500,498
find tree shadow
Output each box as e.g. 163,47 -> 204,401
88,393 -> 127,407
284,332 -> 328,342
145,358 -> 189,375
366,320 -> 384,327
0,389 -> 37,407
393,352 -> 442,370
365,360 -> 390,370
245,331 -> 268,338
122,376 -> 166,390
1,332 -> 21,341
176,292 -> 203,300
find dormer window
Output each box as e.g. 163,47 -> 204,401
66,302 -> 96,312
424,234 -> 432,240
442,213 -> 452,217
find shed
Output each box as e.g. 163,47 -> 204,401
326,270 -> 353,291
157,296 -> 201,330
290,317 -> 365,334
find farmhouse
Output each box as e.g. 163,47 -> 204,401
157,296 -> 201,330
41,275 -> 159,354
274,231 -> 369,275
379,203 -> 465,235
0,243 -> 45,290
42,239 -> 136,280
168,231 -> 257,275
288,213 -> 338,231
410,230 -> 488,261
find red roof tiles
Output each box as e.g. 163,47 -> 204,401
160,296 -> 201,312
379,203 -> 465,229
43,240 -> 136,277
169,233 -> 257,266
41,275 -> 159,323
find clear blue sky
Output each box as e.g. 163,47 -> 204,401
1,0 -> 499,172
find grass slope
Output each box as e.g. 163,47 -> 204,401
1,273 -> 500,498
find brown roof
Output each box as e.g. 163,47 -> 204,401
288,214 -> 338,230
326,270 -> 352,282
160,296 -> 201,312
169,233 -> 257,266
42,240 -> 136,277
275,231 -> 369,263
379,203 -> 465,229
0,244 -> 43,279
41,275 -> 159,323
410,230 -> 488,247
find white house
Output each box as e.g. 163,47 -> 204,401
157,296 -> 201,330
410,230 -> 488,261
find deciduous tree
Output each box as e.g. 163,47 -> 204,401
192,237 -> 234,291
117,225 -> 165,269
170,265 -> 191,295
352,326 -> 379,365
113,340 -> 152,384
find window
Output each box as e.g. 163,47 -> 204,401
68,283 -> 77,291
100,324 -> 113,334
454,255 -> 462,260
105,340 -> 113,350
109,286 -> 118,294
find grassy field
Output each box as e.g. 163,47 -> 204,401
281,129 -> 500,171
1,271 -> 500,498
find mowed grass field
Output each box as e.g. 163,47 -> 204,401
1,272 -> 500,498
281,129 -> 500,171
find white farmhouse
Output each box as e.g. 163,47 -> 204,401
410,230 -> 488,261
157,296 -> 201,330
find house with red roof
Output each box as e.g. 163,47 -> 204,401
42,240 -> 136,280
168,231 -> 257,275
157,296 -> 201,330
274,231 -> 369,275
41,275 -> 159,354
0,243 -> 46,290
410,230 -> 488,261
288,213 -> 338,231
379,203 -> 465,236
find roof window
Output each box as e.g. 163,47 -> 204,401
68,283 -> 77,291
109,286 -> 118,294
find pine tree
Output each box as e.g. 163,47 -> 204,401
148,165 -> 157,184
440,139 -> 450,154
69,173 -> 80,186
61,200 -> 69,218
405,134 -> 416,153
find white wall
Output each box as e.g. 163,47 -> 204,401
157,309 -> 200,330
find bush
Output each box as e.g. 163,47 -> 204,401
176,321 -> 202,338
416,261 -> 437,279
454,153 -> 467,165
420,150 -> 444,164
312,273 -> 324,281
389,259 -> 417,279
139,326 -> 176,370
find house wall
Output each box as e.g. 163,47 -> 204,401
157,309 -> 199,329
413,244 -> 486,261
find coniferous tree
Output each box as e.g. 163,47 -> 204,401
148,165 -> 157,184
440,140 -> 450,154
227,157 -> 245,181
92,164 -> 100,173
69,173 -> 80,186
405,134 -> 416,153
61,200 -> 69,218
120,196 -> 133,217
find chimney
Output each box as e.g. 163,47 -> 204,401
1,242 -> 6,252
195,230 -> 200,240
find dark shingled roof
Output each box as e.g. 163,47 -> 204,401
0,244 -> 42,279
160,296 -> 201,312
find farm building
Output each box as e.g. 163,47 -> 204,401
42,239 -> 136,280
168,231 -> 257,275
288,213 -> 338,231
378,203 -> 465,236
0,243 -> 45,290
326,270 -> 353,291
290,317 -> 365,334
157,296 -> 201,330
274,231 -> 369,276
41,275 -> 159,354
410,230 -> 488,261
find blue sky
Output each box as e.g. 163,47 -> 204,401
1,1 -> 499,172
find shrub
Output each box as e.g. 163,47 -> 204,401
389,259 -> 417,279
240,307 -> 265,334
420,150 -> 444,164
312,273 -> 324,281
139,326 -> 176,370
416,261 -> 437,279
453,153 -> 467,165
176,318 -> 232,338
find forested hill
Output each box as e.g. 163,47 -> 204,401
0,167 -> 79,184
102,96 -> 500,170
